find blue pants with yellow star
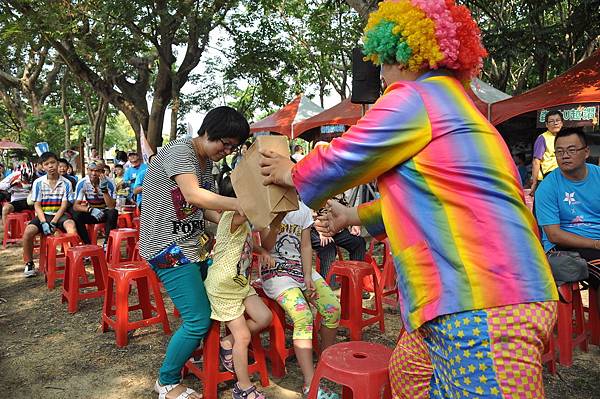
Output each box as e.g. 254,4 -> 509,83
389,301 -> 556,398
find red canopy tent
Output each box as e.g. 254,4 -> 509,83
250,95 -> 324,139
490,50 -> 600,126
293,98 -> 363,138
293,79 -> 509,139
0,139 -> 27,150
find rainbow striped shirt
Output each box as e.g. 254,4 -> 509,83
292,70 -> 558,332
31,175 -> 71,215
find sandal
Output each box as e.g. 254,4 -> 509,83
219,342 -> 235,373
232,382 -> 266,399
154,380 -> 202,399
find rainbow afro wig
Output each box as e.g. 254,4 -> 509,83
362,0 -> 487,81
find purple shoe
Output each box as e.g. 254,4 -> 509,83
219,343 -> 235,373
232,383 -> 266,399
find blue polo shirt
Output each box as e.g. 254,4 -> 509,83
535,164 -> 600,251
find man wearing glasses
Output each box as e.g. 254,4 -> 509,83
535,129 -> 600,305
530,110 -> 564,194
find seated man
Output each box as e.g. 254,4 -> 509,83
0,165 -> 34,226
23,152 -> 77,277
123,152 -> 146,203
535,129 -> 600,305
72,162 -> 118,247
310,193 -> 366,287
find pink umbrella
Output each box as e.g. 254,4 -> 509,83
0,139 -> 27,150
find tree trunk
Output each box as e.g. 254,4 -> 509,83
92,98 -> 108,156
170,92 -> 179,141
60,72 -> 71,149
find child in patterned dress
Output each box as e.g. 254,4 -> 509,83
259,200 -> 341,399
204,175 -> 276,399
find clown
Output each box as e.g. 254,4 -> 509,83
260,1 -> 558,397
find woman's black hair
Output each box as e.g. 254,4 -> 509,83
218,174 -> 236,198
197,106 -> 250,143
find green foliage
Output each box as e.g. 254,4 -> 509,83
19,107 -> 65,153
104,113 -> 136,151
184,0 -> 363,121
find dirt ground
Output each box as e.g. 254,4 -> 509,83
1,225 -> 599,399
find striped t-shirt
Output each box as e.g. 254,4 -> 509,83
75,176 -> 116,208
31,175 -> 71,215
139,138 -> 216,263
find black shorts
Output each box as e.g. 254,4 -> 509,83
556,246 -> 600,289
10,199 -> 33,212
29,213 -> 71,233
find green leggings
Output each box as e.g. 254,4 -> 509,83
275,278 -> 341,340
152,261 -> 211,385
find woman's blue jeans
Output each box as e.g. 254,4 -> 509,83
152,261 -> 211,385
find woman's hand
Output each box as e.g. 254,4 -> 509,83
315,200 -> 350,237
259,150 -> 294,187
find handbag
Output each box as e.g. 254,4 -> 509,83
546,250 -> 589,286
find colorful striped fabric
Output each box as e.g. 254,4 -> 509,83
31,175 -> 71,215
291,70 -> 558,332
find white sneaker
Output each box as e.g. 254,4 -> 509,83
23,261 -> 37,278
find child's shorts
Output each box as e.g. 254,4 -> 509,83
207,285 -> 257,322
29,213 -> 71,232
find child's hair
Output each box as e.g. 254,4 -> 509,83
104,165 -> 111,173
39,151 -> 58,163
57,158 -> 71,167
114,164 -> 124,170
219,174 -> 236,198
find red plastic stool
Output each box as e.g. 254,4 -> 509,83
182,320 -> 270,399
308,341 -> 393,399
588,285 -> 600,346
586,260 -> 600,346
61,245 -> 108,313
132,216 -> 140,232
556,282 -> 588,366
326,260 -> 385,340
3,212 -> 29,248
105,228 -> 138,266
41,233 -> 80,290
117,212 -> 133,228
86,223 -> 106,245
101,261 -> 171,347
364,239 -> 399,307
542,321 -> 558,375
22,209 -> 35,220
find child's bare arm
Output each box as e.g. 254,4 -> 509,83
301,227 -> 315,295
34,201 -> 45,222
230,212 -> 247,233
259,212 -> 286,251
204,210 -> 222,224
51,199 -> 69,223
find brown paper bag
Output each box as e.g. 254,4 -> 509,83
231,136 -> 299,229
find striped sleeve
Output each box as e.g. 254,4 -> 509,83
357,199 -> 387,240
75,179 -> 85,201
291,82 -> 432,209
31,179 -> 42,202
108,180 -> 117,199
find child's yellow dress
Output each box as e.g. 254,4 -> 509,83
204,211 -> 256,321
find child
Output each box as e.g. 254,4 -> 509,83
260,200 -> 341,399
22,152 -> 77,277
204,175 -> 274,399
